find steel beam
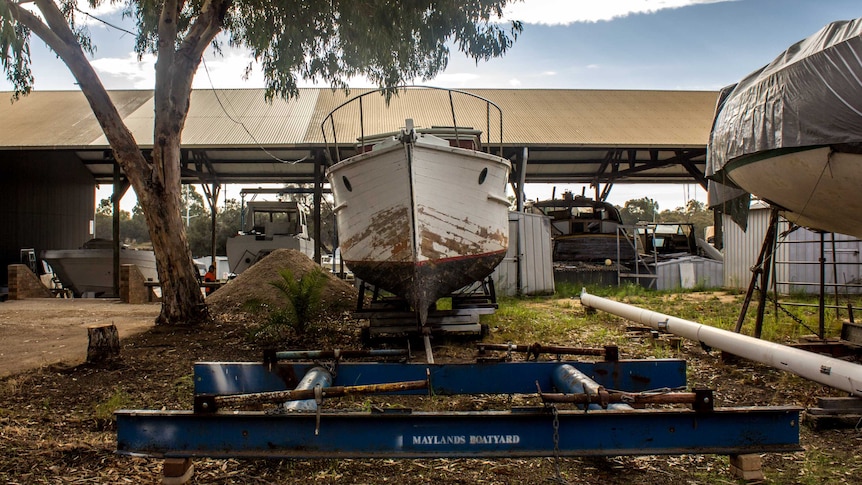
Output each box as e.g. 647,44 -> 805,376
116,407 -> 801,459
193,360 -> 687,396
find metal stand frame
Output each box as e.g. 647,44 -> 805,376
117,358 -> 801,461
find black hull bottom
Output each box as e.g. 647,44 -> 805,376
347,251 -> 506,325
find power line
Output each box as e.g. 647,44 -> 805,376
75,6 -> 309,166
74,7 -> 136,36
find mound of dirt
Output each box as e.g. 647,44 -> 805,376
206,249 -> 358,316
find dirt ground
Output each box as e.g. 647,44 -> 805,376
1,252 -> 860,484
0,298 -> 159,377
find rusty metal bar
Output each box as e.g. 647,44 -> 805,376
265,348 -> 409,363
196,378 -> 429,413
476,343 -> 616,360
539,391 -> 697,405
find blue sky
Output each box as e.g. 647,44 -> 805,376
5,0 -> 861,211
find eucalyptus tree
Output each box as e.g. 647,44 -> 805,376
0,0 -> 522,325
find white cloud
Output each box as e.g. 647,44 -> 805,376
90,52 -> 156,89
542,71 -> 557,76
194,51 -> 266,89
508,78 -> 522,87
502,0 -> 733,25
75,2 -> 128,28
433,72 -> 482,86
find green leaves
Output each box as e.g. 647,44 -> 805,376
226,0 -> 523,101
0,1 -> 33,99
244,266 -> 328,340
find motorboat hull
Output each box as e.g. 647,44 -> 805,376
725,146 -> 862,238
327,135 -> 510,322
41,248 -> 158,297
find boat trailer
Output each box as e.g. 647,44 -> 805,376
116,345 -> 801,483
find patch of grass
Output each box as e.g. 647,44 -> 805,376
94,389 -> 132,421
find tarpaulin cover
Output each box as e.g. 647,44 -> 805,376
706,18 -> 862,227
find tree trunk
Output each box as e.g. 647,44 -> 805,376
7,0 -> 223,326
86,324 -> 120,364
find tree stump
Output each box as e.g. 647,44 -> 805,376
86,324 -> 121,364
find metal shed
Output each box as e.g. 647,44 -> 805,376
493,212 -> 554,296
1,87 -> 719,290
723,201 -> 862,295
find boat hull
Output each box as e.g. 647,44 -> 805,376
41,248 -> 158,297
226,235 -> 314,274
725,146 -> 862,238
327,137 -> 510,320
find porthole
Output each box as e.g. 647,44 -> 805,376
478,167 -> 488,185
342,175 -> 353,192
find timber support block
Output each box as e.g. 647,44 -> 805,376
162,457 -> 194,485
729,453 -> 764,482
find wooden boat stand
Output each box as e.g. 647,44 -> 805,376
354,277 -> 497,341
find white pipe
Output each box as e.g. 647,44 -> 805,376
580,289 -> 862,396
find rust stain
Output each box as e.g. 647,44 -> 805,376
416,206 -> 507,260
340,205 -> 412,260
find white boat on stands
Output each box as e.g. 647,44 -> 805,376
225,200 -> 314,274
323,87 -> 511,326
41,238 -> 158,297
708,17 -> 862,238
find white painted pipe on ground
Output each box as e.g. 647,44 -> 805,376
580,289 -> 862,396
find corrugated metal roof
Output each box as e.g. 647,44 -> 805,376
0,87 -> 716,148
471,89 -> 717,146
0,87 -> 718,185
84,89 -> 321,147
0,90 -> 153,148
306,88 -> 717,147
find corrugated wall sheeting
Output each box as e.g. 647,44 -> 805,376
774,221 -> 862,295
723,204 -> 862,294
655,256 -> 723,290
0,151 -> 94,286
493,212 -> 554,296
723,205 -> 772,290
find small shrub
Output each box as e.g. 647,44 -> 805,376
244,267 -> 328,338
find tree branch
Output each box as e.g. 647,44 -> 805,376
168,0 -> 229,100
3,0 -> 65,53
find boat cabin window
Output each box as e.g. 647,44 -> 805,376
252,210 -> 299,235
478,168 -> 488,185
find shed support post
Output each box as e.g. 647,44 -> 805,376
313,150 -> 323,264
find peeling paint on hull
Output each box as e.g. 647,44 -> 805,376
327,134 -> 511,323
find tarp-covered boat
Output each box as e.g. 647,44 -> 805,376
707,18 -> 862,237
323,87 -> 511,326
